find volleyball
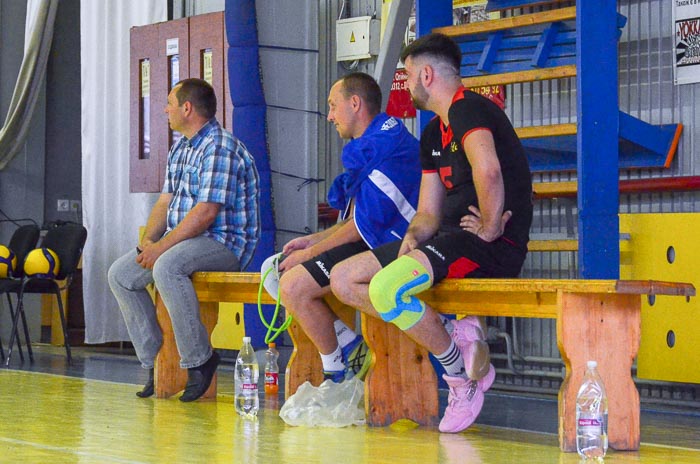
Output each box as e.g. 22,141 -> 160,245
0,245 -> 17,278
24,247 -> 61,279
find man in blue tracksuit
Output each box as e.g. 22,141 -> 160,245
278,72 -> 420,382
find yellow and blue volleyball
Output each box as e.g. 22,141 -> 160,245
0,245 -> 17,278
24,247 -> 61,279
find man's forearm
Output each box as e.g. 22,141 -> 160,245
406,212 -> 441,244
308,218 -> 361,255
141,196 -> 169,244
474,169 -> 505,240
312,218 -> 350,243
156,203 -> 219,252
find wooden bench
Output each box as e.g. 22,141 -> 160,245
153,274 -> 355,400
153,272 -> 694,452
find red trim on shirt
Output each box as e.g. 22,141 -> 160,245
440,123 -> 453,149
439,87 -> 469,148
460,127 -> 492,147
501,236 -> 517,247
452,86 -> 468,104
422,169 -> 438,174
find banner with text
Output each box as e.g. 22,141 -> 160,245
673,1 -> 700,85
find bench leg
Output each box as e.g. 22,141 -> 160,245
285,317 -> 324,398
285,297 -> 358,399
362,314 -> 439,427
557,293 -> 641,452
155,295 -> 219,399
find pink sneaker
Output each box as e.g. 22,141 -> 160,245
439,374 -> 484,433
451,316 -> 493,383
439,431 -> 483,461
438,317 -> 496,433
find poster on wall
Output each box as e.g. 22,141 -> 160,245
385,1 -> 417,119
386,68 -> 417,118
454,1 -> 506,109
673,2 -> 700,85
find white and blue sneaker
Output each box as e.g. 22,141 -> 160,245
341,335 -> 371,381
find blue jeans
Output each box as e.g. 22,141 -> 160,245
108,236 -> 240,369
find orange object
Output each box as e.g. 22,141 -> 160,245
264,342 -> 279,395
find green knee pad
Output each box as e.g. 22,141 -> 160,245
369,255 -> 433,330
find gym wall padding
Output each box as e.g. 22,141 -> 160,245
619,213 -> 700,384
225,0 -> 276,348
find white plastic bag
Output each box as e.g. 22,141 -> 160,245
279,377 -> 365,427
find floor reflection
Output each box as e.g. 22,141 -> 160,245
0,346 -> 698,463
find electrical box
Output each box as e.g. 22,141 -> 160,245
336,16 -> 381,61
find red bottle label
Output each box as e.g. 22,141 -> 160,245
264,372 -> 279,394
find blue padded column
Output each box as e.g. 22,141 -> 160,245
415,0 -> 453,133
416,0 -> 458,389
226,0 -> 276,345
576,0 -> 619,278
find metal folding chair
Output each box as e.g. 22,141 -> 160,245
5,223 -> 86,366
0,224 -> 41,364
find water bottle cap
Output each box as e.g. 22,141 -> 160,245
587,360 -> 597,369
243,336 -> 251,343
268,342 -> 276,348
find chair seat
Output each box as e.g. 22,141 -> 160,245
0,279 -> 22,293
0,278 -> 58,294
21,278 -> 61,294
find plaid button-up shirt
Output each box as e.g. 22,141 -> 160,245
163,118 -> 259,269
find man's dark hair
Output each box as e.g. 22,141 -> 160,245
174,78 -> 217,119
400,33 -> 462,73
338,72 -> 382,116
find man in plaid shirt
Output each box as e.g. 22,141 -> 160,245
109,78 -> 260,402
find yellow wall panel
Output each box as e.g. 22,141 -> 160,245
619,213 -> 700,384
211,302 -> 245,350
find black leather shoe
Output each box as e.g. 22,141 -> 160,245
136,368 -> 154,398
180,351 -> 221,402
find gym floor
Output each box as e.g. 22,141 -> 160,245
0,345 -> 698,463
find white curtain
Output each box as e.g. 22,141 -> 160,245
80,1 -> 167,343
0,0 -> 57,170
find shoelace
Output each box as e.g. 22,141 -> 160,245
347,344 -> 367,373
448,379 -> 479,406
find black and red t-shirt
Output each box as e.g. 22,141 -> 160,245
420,87 -> 533,248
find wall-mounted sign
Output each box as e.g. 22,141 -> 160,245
166,38 -> 179,56
386,69 -> 416,119
140,59 -> 150,98
203,49 -> 213,85
673,2 -> 700,85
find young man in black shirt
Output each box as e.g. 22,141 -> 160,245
330,33 -> 532,433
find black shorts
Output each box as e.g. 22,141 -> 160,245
371,228 -> 527,284
301,241 -> 370,287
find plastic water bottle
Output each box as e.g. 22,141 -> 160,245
264,342 -> 279,395
576,360 -> 608,459
235,336 -> 259,418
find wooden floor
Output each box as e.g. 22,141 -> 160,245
0,345 -> 699,463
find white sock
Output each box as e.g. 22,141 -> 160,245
439,314 -> 455,336
436,340 -> 466,378
334,319 -> 357,349
320,345 -> 345,372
